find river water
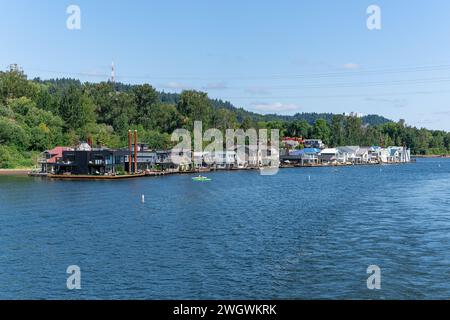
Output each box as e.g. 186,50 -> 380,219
0,158 -> 449,299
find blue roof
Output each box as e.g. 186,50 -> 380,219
289,150 -> 303,156
303,148 -> 321,154
289,148 -> 321,156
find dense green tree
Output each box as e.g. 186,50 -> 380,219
330,115 -> 345,147
361,126 -> 382,147
177,90 -> 213,129
287,120 -> 311,138
85,82 -> 116,124
0,116 -> 30,148
345,116 -> 364,145
110,92 -> 136,133
415,128 -> 433,154
241,117 -> 254,131
445,132 -> 450,150
59,85 -> 96,131
132,84 -> 159,128
212,108 -> 238,131
0,67 -> 38,103
312,119 -> 331,145
151,103 -> 183,133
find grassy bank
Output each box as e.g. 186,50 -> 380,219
0,145 -> 38,169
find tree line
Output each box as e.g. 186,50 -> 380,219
0,67 -> 449,168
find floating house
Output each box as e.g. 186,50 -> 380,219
319,148 -> 340,164
37,128 -> 412,177
39,146 -> 73,174
156,150 -> 183,171
281,144 -> 412,166
371,146 -> 389,163
355,147 -> 370,164
123,143 -> 158,172
54,143 -> 127,175
206,150 -> 237,169
304,139 -> 325,149
336,146 -> 360,164
281,148 -> 321,165
387,146 -> 411,163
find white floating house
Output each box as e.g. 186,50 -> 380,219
319,148 -> 340,164
336,146 -> 360,164
316,145 -> 411,165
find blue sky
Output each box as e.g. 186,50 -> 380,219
1,0 -> 450,130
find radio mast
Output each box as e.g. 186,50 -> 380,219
111,61 -> 116,83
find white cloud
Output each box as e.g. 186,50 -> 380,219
251,102 -> 301,114
343,63 -> 361,70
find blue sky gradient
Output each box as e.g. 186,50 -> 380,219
1,0 -> 450,130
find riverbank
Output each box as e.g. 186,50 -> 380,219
0,169 -> 31,176
413,154 -> 450,158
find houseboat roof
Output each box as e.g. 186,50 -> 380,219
289,148 -> 321,156
320,148 -> 338,155
43,147 -> 72,164
356,147 -> 371,155
337,146 -> 360,153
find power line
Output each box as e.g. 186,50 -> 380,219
217,89 -> 450,100
23,63 -> 450,81
23,67 -> 450,92
216,77 -> 450,90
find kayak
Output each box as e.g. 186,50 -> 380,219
192,176 -> 212,182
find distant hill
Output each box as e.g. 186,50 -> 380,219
160,91 -> 392,126
36,78 -> 393,126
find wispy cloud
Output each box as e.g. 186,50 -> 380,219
245,87 -> 272,95
159,82 -> 191,90
342,63 -> 361,70
432,110 -> 450,116
251,102 -> 301,114
365,97 -> 407,108
82,68 -> 106,77
203,82 -> 228,90
415,119 -> 435,126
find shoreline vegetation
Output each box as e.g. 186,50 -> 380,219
413,154 -> 450,158
1,65 -> 450,171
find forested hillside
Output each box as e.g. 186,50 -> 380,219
1,67 -> 449,168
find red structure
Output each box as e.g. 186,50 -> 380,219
128,130 -> 133,174
282,137 -> 304,144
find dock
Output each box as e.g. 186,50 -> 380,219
47,173 -> 147,180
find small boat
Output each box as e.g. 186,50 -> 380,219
192,175 -> 212,182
